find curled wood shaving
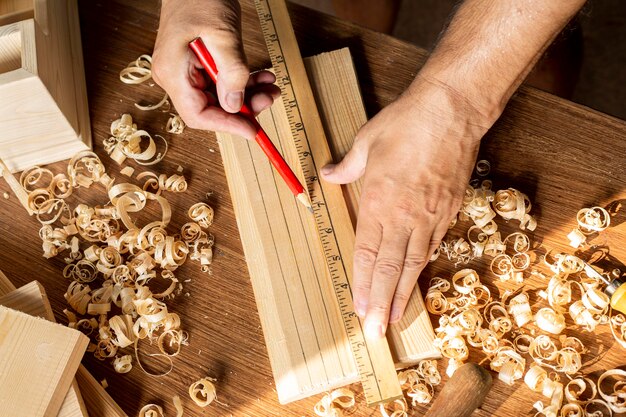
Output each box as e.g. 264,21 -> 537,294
598,369 -> 626,413
314,388 -> 355,416
113,354 -> 133,373
188,203 -> 214,228
475,159 -> 491,177
107,114 -> 168,166
189,377 -> 217,407
137,171 -> 188,195
138,404 -> 164,417
379,399 -> 408,417
167,114 -> 186,134
120,54 -> 169,111
493,188 -> 537,231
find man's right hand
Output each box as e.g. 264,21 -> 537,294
153,0 -> 280,140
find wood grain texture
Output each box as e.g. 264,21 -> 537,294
303,49 -> 438,368
0,275 -> 125,417
253,0 -> 403,405
0,281 -> 88,417
217,47 -> 435,403
0,0 -> 623,416
0,305 -> 89,417
0,0 -> 33,27
0,0 -> 91,173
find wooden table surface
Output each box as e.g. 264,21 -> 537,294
0,0 -> 625,416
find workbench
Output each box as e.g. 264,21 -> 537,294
0,0 -> 625,416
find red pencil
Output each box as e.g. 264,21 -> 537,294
188,37 -> 313,213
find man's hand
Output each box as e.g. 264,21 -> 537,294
321,77 -> 488,338
152,0 -> 280,140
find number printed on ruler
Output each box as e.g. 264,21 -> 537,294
254,0 -> 401,405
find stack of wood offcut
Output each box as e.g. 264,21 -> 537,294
0,269 -> 128,417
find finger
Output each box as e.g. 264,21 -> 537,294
320,138 -> 368,184
162,66 -> 257,139
247,84 -> 282,114
363,225 -> 412,338
352,206 -> 383,319
201,28 -> 249,113
388,224 -> 434,324
247,70 -> 277,87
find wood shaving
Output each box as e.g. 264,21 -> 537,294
113,354 -> 133,373
189,377 -> 217,407
120,166 -> 135,177
106,114 -> 168,166
120,54 -> 169,111
138,404 -> 164,417
173,395 -> 184,417
188,203 -> 214,228
314,388 -> 355,416
167,114 -> 186,134
379,399 -> 408,417
424,172 -> 624,417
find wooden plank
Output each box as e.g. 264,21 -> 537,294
0,304 -> 89,417
217,48 -> 438,404
303,49 -> 438,367
0,275 -> 127,417
0,282 -> 89,417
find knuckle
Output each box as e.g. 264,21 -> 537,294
367,303 -> 391,316
393,290 -> 412,306
403,254 -> 427,271
374,258 -> 403,278
354,244 -> 378,269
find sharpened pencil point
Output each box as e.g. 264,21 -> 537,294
296,193 -> 313,213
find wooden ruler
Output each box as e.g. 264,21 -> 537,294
252,0 -> 402,405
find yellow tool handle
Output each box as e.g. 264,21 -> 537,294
611,283 -> 626,314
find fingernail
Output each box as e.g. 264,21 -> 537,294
226,91 -> 244,111
389,309 -> 402,323
354,301 -> 366,318
321,164 -> 334,176
364,320 -> 385,339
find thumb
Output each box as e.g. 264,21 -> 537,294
202,13 -> 249,113
321,141 -> 368,184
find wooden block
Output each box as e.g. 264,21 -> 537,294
0,304 -> 89,417
0,0 -> 91,173
0,282 -> 88,417
0,275 -> 128,417
217,48 -> 439,404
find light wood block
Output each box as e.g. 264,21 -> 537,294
0,273 -> 128,417
0,0 -> 91,173
0,281 -> 88,417
217,48 -> 438,404
0,304 -> 89,417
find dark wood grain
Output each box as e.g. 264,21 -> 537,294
0,1 -> 624,416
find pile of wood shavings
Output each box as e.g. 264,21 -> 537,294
17,150 -> 215,382
314,359 -> 441,417
423,161 -> 625,416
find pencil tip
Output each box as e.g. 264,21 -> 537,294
296,193 -> 314,213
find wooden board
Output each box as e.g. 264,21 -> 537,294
0,281 -> 88,417
0,304 -> 89,417
217,47 -> 438,404
0,274 -> 128,417
0,0 -> 91,173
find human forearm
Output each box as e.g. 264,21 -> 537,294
415,0 -> 586,124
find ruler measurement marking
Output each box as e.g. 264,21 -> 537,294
254,0 -> 388,402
